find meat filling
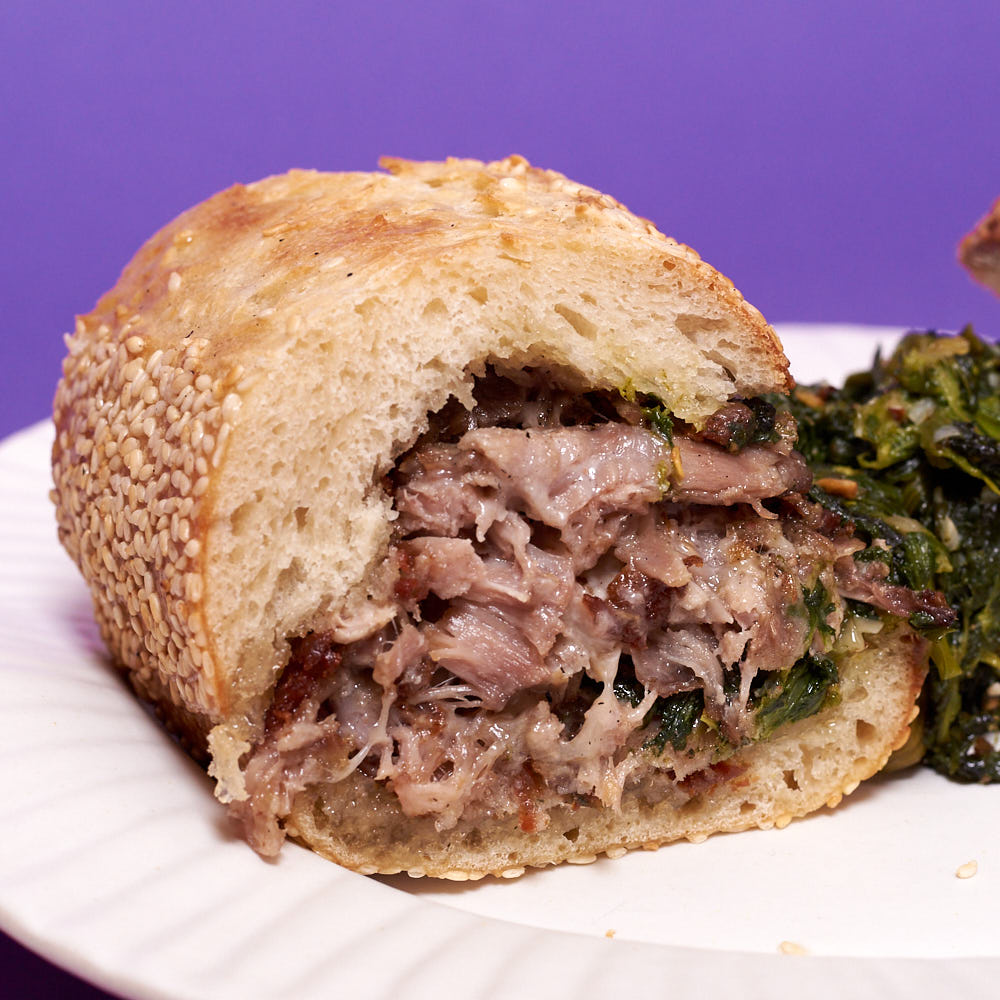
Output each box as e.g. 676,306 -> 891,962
234,372 -> 946,855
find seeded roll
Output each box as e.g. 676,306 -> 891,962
53,157 -> 929,877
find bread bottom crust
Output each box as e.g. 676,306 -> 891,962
285,626 -> 925,879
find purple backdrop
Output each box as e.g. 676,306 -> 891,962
2,2 -> 999,995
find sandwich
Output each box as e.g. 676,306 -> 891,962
960,195 -> 1000,299
51,156 -> 950,878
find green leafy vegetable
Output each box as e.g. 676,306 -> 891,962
786,327 -> 1000,782
751,654 -> 840,741
641,403 -> 674,446
802,580 -> 836,644
643,689 -> 705,754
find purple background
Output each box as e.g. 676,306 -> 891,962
2,2 -> 999,995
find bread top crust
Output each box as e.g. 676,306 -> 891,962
80,156 -> 788,399
52,156 -> 791,741
960,195 -> 1000,299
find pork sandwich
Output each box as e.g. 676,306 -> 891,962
52,157 -> 943,878
960,195 -> 1000,299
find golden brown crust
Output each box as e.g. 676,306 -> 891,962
960,195 -> 1000,299
52,156 -> 790,754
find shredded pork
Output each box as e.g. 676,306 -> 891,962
233,373 -> 945,854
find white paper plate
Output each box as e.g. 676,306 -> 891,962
2,325 -> 998,1000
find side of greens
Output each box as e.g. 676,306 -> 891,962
784,327 -> 1000,782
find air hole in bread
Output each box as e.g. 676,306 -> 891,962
230,499 -> 257,533
468,286 -> 488,305
563,827 -> 580,843
498,251 -> 530,266
782,769 -> 800,791
275,558 -> 304,597
553,304 -> 598,340
739,801 -> 756,815
354,297 -> 380,319
675,314 -> 728,337
855,719 -> 878,748
294,507 -> 309,530
422,298 -> 448,320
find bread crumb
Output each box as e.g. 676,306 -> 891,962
956,860 -> 978,879
778,940 -> 809,956
605,929 -> 616,939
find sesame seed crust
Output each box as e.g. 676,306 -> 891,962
53,316 -> 241,737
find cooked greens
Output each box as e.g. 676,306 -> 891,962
751,653 -> 840,741
643,689 -> 706,754
785,327 -> 1000,782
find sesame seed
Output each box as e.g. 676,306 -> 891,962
778,941 -> 809,956
168,271 -> 182,293
956,860 -> 978,879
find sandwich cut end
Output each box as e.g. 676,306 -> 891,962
51,156 -> 934,879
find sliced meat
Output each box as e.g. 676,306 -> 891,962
837,556 -> 957,627
672,438 -> 811,505
459,424 -> 668,531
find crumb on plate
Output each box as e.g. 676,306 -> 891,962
956,860 -> 978,879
